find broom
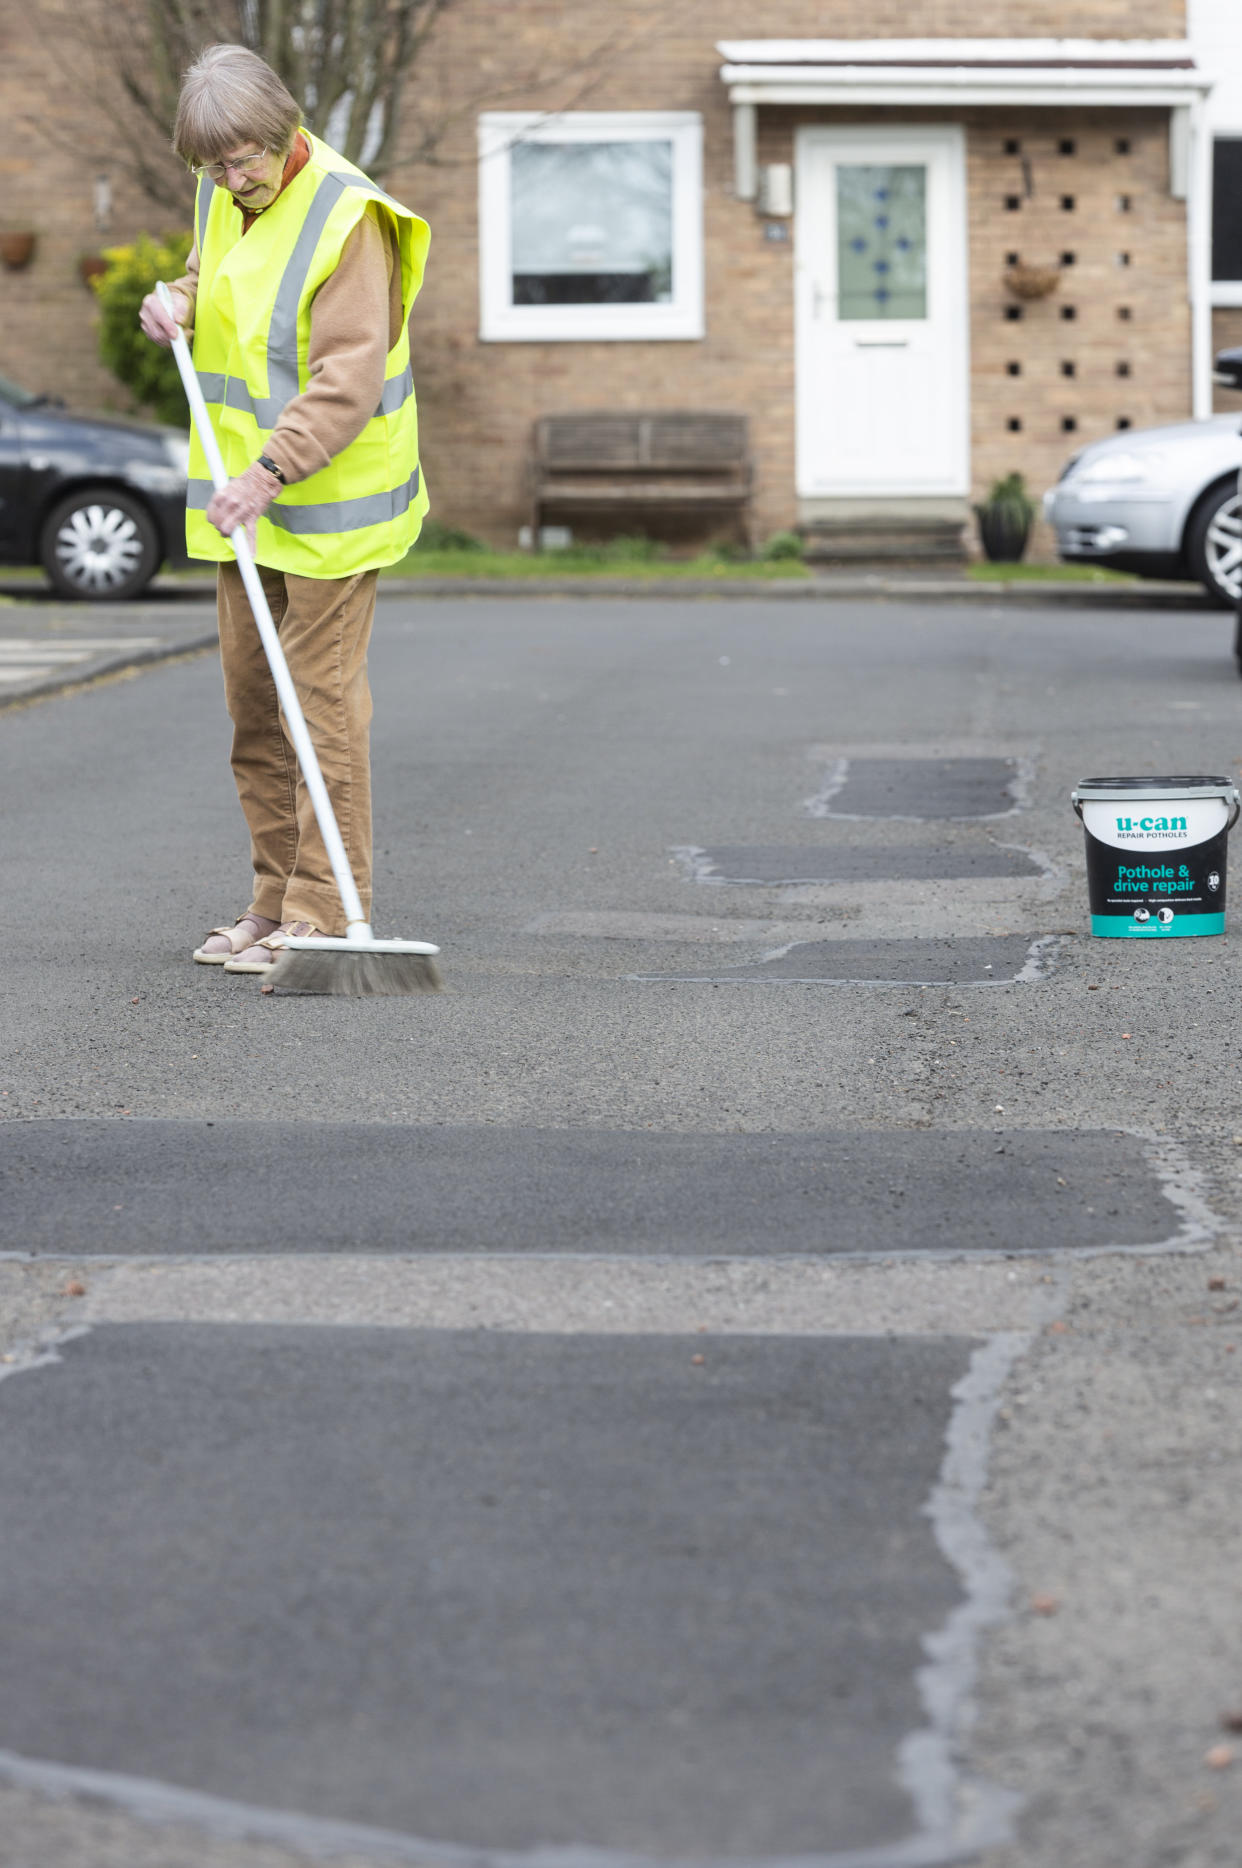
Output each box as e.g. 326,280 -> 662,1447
158,281 -> 441,996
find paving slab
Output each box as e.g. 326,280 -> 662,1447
0,1121 -> 1183,1258
0,1322 -> 972,1860
0,600 -> 217,705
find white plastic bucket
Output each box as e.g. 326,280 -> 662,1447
1072,775 -> 1240,938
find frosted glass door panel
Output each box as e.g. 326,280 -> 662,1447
836,166 -> 927,320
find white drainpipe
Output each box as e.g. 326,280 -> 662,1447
1187,96 -> 1215,420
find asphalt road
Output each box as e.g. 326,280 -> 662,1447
0,594 -> 1240,1868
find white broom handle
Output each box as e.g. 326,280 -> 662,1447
156,282 -> 372,939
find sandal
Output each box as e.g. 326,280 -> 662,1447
193,914 -> 279,965
222,920 -> 326,974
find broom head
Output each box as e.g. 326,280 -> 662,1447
261,935 -> 441,997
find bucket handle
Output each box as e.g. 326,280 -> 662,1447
1073,792 -> 1242,829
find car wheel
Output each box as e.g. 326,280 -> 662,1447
1185,478 -> 1242,609
40,486 -> 161,600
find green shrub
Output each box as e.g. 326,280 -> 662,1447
93,233 -> 193,425
760,530 -> 805,561
415,518 -> 486,551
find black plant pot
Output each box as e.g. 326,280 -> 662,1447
976,503 -> 1032,564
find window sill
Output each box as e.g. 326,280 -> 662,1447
480,315 -> 706,343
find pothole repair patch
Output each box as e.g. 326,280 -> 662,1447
679,844 -> 1046,885
0,1123 -> 1193,1258
807,757 -> 1022,821
632,934 -> 1057,986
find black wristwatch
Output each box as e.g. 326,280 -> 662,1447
256,454 -> 286,484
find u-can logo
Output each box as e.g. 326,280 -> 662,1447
1116,815 -> 1188,833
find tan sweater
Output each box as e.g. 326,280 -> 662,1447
174,201 -> 404,486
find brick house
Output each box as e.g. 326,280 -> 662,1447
2,0 -> 1236,562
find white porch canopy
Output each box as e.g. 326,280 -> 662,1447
718,40 -> 1217,414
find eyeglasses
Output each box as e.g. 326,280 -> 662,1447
190,148 -> 269,182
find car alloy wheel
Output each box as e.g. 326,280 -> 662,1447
1203,495 -> 1242,601
1186,480 -> 1242,607
41,487 -> 161,601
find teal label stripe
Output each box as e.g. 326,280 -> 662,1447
1090,913 -> 1226,938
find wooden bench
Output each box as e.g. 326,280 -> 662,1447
529,411 -> 754,551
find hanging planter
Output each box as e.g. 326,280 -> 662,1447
0,231 -> 36,271
975,473 -> 1036,564
77,253 -> 109,288
1004,261 -> 1061,302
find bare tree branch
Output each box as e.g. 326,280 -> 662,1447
18,0 -> 668,219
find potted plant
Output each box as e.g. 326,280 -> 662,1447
975,472 -> 1036,563
0,230 -> 36,271
77,252 -> 109,287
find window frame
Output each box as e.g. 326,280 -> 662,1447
477,111 -> 705,342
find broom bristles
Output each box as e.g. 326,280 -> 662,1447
261,947 -> 442,996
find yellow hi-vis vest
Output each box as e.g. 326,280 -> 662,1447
185,132 -> 430,577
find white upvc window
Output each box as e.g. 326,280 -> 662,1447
477,111 -> 704,341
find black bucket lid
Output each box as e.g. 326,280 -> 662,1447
1078,775 -> 1234,789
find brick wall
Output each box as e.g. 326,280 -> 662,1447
970,110 -> 1191,559
0,0 -> 1194,559
1212,309 -> 1242,414
0,1 -> 187,411
403,2 -> 1191,552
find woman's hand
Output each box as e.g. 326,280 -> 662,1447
139,287 -> 190,346
206,460 -> 283,553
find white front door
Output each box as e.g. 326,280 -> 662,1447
795,126 -> 969,498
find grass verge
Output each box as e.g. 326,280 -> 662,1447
965,561 -> 1144,584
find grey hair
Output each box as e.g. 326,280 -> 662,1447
172,44 -> 301,167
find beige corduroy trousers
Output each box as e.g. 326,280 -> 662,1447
216,561 -> 377,936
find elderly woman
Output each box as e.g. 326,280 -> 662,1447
139,43 -> 429,974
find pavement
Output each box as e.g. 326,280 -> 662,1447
1,590 -> 1241,1868
0,584 -> 219,706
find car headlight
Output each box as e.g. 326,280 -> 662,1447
162,432 -> 190,478
124,459 -> 185,495
1066,450 -> 1162,488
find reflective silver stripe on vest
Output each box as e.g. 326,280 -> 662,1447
195,371 -> 279,423
264,171 -> 355,408
196,176 -> 215,252
324,170 -> 408,215
376,365 -> 414,417
195,363 -> 414,427
187,464 -> 421,536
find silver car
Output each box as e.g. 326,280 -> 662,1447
1043,356 -> 1242,609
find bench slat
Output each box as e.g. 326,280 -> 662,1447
646,414 -> 748,467
536,480 -> 749,504
531,411 -> 753,547
536,411 -> 749,470
539,417 -> 646,468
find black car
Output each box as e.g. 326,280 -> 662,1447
0,372 -> 189,600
